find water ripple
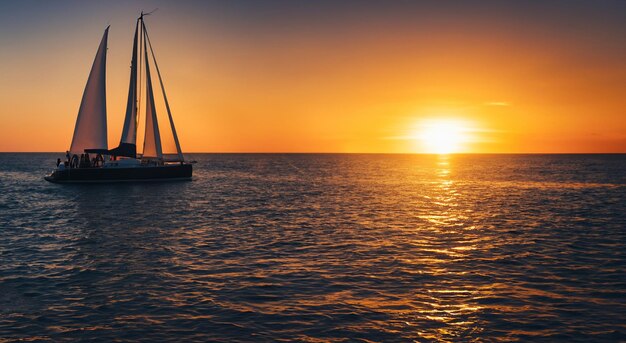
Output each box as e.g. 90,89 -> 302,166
1,153 -> 625,342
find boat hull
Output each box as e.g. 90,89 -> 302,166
44,164 -> 192,183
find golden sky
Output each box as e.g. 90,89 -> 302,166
0,1 -> 625,153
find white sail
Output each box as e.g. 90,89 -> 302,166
69,27 -> 109,154
119,21 -> 139,145
141,39 -> 163,159
143,22 -> 184,162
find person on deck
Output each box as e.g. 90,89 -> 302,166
80,154 -> 86,168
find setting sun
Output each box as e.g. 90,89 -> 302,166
414,119 -> 474,154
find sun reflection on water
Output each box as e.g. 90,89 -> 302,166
410,155 -> 485,341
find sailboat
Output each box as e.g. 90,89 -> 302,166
45,13 -> 192,183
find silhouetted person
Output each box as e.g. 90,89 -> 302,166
56,158 -> 61,167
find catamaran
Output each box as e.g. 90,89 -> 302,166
45,13 -> 192,183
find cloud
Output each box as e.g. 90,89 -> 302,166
484,101 -> 511,107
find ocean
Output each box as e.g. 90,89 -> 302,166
1,153 -> 625,342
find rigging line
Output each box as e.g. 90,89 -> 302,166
143,8 -> 158,16
141,20 -> 184,161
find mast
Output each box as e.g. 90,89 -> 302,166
69,27 -> 109,154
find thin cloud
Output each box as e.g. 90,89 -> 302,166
484,101 -> 511,107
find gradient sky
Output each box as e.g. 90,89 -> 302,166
1,0 -> 625,153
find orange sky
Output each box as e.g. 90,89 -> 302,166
0,1 -> 625,153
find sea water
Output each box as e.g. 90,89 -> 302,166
1,153 -> 625,342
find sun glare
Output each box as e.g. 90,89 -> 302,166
414,119 -> 472,154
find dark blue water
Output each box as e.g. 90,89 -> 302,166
1,153 -> 625,342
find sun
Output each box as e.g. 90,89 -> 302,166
414,119 -> 472,154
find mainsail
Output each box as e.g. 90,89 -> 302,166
143,21 -> 184,162
69,27 -> 109,154
116,19 -> 140,156
141,34 -> 163,159
139,17 -> 184,161
108,19 -> 139,158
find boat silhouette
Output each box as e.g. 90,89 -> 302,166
45,12 -> 192,183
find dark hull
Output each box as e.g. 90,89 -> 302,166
45,164 -> 192,183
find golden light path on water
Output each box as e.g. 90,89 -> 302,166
410,155 -> 484,340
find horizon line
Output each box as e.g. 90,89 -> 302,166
1,151 -> 625,155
